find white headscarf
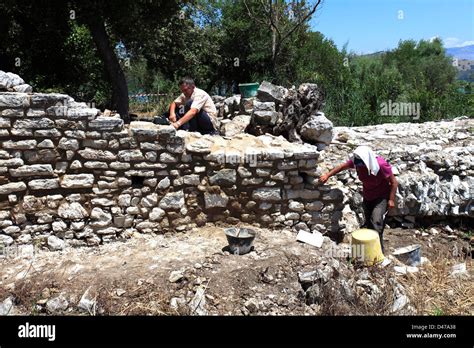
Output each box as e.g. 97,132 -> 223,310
353,146 -> 380,176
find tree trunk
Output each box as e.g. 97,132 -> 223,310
271,0 -> 278,77
270,0 -> 281,81
271,25 -> 276,61
86,18 -> 129,122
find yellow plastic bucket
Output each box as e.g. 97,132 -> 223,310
351,228 -> 384,266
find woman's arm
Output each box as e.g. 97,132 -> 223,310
319,162 -> 352,184
388,174 -> 398,209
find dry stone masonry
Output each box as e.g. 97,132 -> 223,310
323,118 -> 474,232
215,80 -> 472,233
2,70 -> 470,250
0,71 -> 344,249
0,71 -> 32,93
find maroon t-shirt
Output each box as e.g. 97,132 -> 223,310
346,156 -> 393,201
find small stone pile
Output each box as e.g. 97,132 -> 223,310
214,81 -> 333,150
212,94 -> 250,137
0,71 -> 33,93
298,256 -> 415,315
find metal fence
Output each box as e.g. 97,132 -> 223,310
128,92 -> 174,114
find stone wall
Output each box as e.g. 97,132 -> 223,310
0,90 -> 344,249
321,118 -> 473,232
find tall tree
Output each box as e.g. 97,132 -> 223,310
69,0 -> 181,121
0,0 -> 73,87
0,0 -> 182,120
243,0 -> 323,77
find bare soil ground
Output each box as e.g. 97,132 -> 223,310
0,224 -> 471,316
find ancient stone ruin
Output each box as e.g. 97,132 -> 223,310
0,70 -> 472,253
0,71 -> 344,250
324,119 -> 474,234
214,79 -> 473,236
0,71 -> 472,318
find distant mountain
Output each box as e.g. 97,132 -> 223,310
446,45 -> 474,60
359,51 -> 384,58
355,45 -> 474,60
352,51 -> 386,60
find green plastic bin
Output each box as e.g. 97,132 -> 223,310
238,83 -> 259,98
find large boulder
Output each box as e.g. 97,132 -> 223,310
298,83 -> 324,109
256,81 -> 288,104
0,70 -> 32,92
220,115 -> 251,137
204,192 -> 229,208
253,101 -> 275,112
252,110 -> 281,126
47,236 -> 66,251
300,112 -> 334,147
213,95 -> 242,119
58,202 -> 89,220
239,97 -> 255,114
13,84 -> 33,93
223,95 -> 241,118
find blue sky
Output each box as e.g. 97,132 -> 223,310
311,0 -> 474,54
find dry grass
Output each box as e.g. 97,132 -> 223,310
319,266 -> 396,316
3,277 -> 63,315
1,272 -> 180,316
96,281 -> 181,316
398,257 -> 473,315
317,256 -> 473,316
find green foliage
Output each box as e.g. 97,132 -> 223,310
324,39 -> 473,126
63,22 -> 112,106
432,306 -> 445,316
0,0 -> 71,89
0,0 -> 181,112
218,0 -> 272,88
0,1 -> 471,125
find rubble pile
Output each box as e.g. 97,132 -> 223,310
214,81 -> 333,150
322,118 -> 473,232
0,71 -> 33,93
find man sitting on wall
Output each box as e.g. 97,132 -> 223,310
161,77 -> 219,135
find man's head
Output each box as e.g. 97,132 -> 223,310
179,77 -> 195,98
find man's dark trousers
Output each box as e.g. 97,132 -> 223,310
362,197 -> 388,253
164,100 -> 216,135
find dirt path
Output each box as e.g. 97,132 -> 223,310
0,226 -> 328,315
0,225 -> 471,316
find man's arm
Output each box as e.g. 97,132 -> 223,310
172,108 -> 199,129
169,101 -> 177,122
388,174 -> 398,209
319,162 -> 352,184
